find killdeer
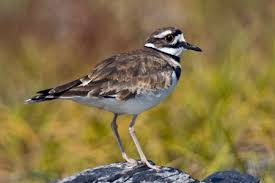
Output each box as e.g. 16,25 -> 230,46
26,27 -> 202,170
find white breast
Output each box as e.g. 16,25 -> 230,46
71,72 -> 179,115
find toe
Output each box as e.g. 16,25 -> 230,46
140,160 -> 160,170
127,158 -> 137,164
146,163 -> 160,170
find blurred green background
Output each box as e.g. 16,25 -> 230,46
0,0 -> 274,182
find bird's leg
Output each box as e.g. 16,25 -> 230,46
111,114 -> 137,164
128,115 -> 160,170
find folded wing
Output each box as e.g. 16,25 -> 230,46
26,50 -> 174,103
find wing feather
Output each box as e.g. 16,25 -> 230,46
60,50 -> 174,100
28,49 -> 175,103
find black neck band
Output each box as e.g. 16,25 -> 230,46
144,46 -> 181,63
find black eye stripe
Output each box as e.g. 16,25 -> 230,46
158,31 -> 181,40
154,35 -> 179,41
165,42 -> 183,48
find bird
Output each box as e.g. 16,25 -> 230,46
26,27 -> 202,170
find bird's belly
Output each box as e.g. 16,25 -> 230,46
72,88 -> 173,114
72,72 -> 178,114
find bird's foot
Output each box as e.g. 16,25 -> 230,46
140,160 -> 161,170
122,153 -> 138,165
126,158 -> 138,165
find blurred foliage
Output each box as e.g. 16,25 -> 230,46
0,0 -> 274,183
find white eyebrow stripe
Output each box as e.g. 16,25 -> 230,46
153,30 -> 172,38
144,43 -> 155,48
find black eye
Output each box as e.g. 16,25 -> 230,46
165,35 -> 175,42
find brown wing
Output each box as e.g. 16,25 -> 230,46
60,49 -> 174,100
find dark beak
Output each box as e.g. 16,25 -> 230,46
180,42 -> 202,52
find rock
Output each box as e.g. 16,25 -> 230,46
203,171 -> 260,183
53,161 -> 259,183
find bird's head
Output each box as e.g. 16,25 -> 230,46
144,27 -> 202,57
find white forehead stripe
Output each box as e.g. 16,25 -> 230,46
153,30 -> 172,38
171,34 -> 182,44
180,34 -> 186,42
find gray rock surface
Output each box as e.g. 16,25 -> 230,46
53,161 -> 259,183
203,171 -> 260,183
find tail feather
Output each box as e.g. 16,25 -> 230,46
25,78 -> 83,104
25,88 -> 56,104
36,88 -> 52,94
